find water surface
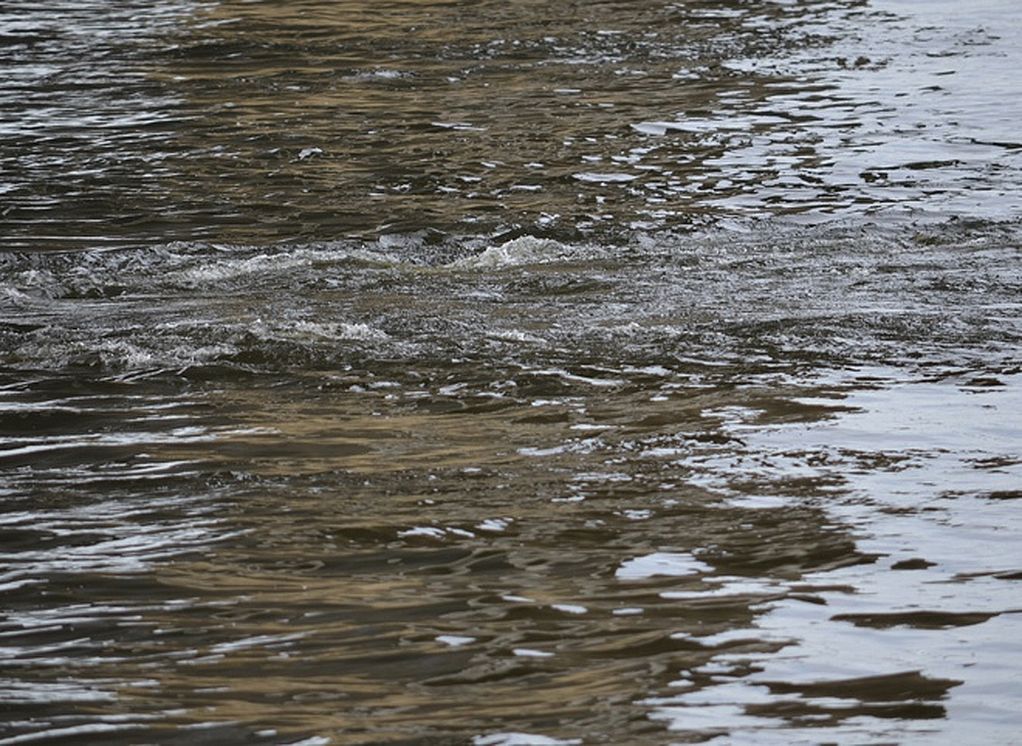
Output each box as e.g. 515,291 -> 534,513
1,1 -> 1021,744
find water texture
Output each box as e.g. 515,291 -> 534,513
1,1 -> 1021,744
3,0 -> 1021,249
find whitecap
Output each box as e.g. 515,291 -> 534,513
487,330 -> 547,345
452,236 -> 571,270
349,68 -> 410,81
291,321 -> 388,342
252,319 -> 388,344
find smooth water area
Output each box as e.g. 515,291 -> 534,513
2,1 -> 1021,744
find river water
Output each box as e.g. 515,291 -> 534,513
2,1 -> 1021,744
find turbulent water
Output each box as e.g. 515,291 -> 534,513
2,1 -> 1022,744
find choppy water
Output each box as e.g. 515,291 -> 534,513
2,1 -> 1021,744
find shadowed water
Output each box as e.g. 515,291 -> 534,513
2,1 -> 1022,744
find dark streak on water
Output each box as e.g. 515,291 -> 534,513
2,1 -> 1022,744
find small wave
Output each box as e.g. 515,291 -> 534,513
166,246 -> 398,288
616,552 -> 712,581
347,68 -> 413,81
431,121 -> 486,131
486,329 -> 548,345
451,236 -> 575,270
0,243 -> 405,299
572,172 -> 637,183
4,316 -> 388,372
251,319 -> 388,344
474,733 -> 581,746
4,334 -> 238,372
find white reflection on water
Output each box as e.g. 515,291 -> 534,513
616,552 -> 713,581
474,733 -> 581,746
651,370 -> 1022,743
708,0 -> 1022,220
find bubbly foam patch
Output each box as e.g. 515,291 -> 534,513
254,320 -> 388,344
452,236 -> 572,270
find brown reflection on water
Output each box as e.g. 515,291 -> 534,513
3,0 -> 1021,741
4,0 -> 1020,250
2,0 -> 887,250
161,0 -> 790,242
23,379 -> 869,743
4,356 -> 1018,742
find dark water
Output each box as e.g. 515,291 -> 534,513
2,1 -> 1022,744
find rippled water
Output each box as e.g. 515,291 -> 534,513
2,1 -> 1022,744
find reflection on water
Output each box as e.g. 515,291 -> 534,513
2,0 -> 1022,743
3,223 -> 1021,743
2,0 -> 1021,250
648,373 -> 1022,743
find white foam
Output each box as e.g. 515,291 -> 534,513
167,246 -> 397,287
169,251 -> 314,285
254,319 -> 388,344
452,236 -> 571,270
487,329 -> 547,345
350,68 -> 409,80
